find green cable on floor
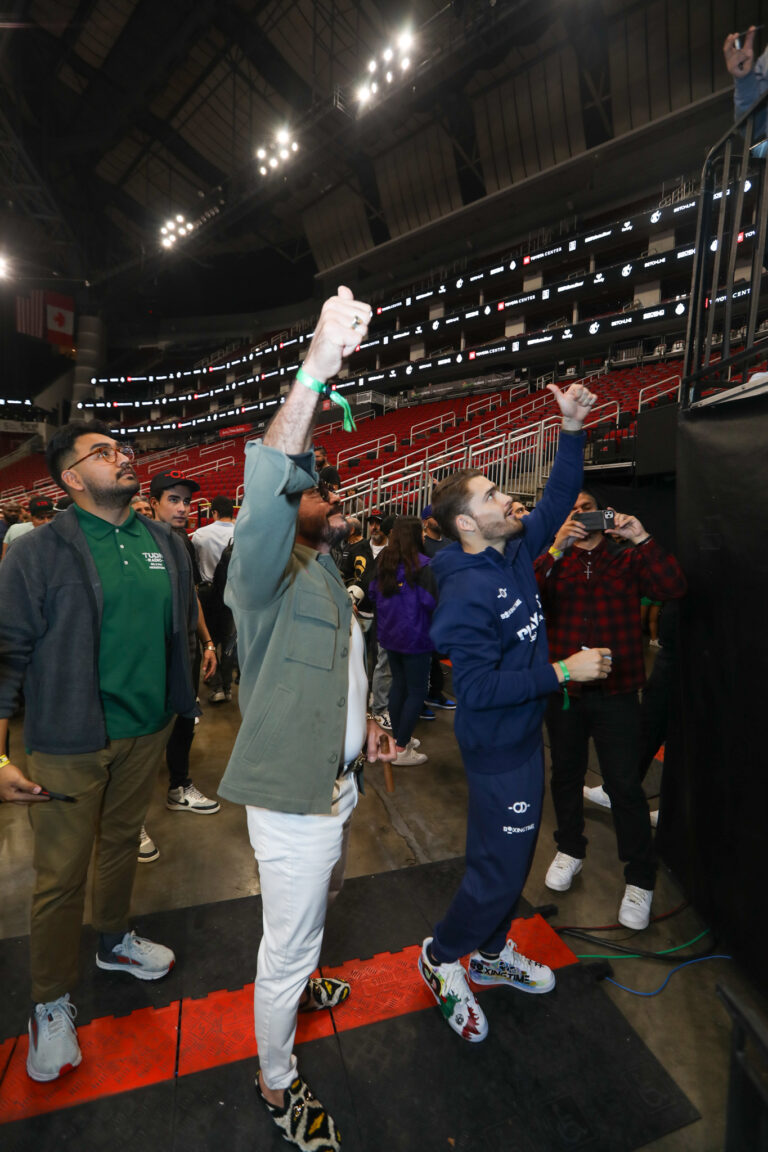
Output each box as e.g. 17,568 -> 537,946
576,928 -> 710,960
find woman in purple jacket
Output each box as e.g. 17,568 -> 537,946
370,517 -> 437,766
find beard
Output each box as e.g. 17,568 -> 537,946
323,517 -> 351,550
84,470 -> 139,510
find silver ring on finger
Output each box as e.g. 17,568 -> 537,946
351,314 -> 362,331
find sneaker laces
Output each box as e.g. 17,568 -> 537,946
623,885 -> 650,907
182,784 -> 208,802
40,996 -> 77,1037
500,941 -> 543,977
438,958 -> 475,1006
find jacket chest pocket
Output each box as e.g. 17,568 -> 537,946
286,590 -> 339,670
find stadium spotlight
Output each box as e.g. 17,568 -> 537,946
257,129 -> 299,176
356,28 -> 417,110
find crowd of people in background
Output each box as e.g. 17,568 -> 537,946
0,288 -> 685,1152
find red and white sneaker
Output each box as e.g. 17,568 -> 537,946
96,930 -> 175,980
27,994 -> 82,1082
418,937 -> 488,1043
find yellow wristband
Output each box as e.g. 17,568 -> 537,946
549,545 -> 563,560
0,754 -> 9,769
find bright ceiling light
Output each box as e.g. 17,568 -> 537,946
279,148 -> 289,159
383,47 -> 393,62
358,84 -> 371,102
291,141 -> 298,152
276,128 -> 290,145
386,70 -> 393,82
401,56 -> 410,70
269,156 -> 278,168
368,59 -> 377,72
371,81 -> 378,93
162,237 -> 172,248
166,219 -> 175,230
398,31 -> 413,52
176,214 -> 184,223
0,257 -> 7,278
161,226 -> 168,234
257,147 -> 267,159
259,165 -> 268,175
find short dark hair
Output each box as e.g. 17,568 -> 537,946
431,469 -> 483,541
210,495 -> 234,518
46,419 -> 111,490
578,487 -> 602,509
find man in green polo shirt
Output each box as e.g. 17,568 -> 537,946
0,419 -> 199,1084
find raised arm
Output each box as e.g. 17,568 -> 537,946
263,286 -> 372,455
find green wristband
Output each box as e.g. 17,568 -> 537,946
296,366 -> 357,433
558,661 -> 570,711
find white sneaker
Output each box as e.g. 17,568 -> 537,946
545,851 -> 583,892
649,809 -> 659,828
166,783 -> 220,814
469,939 -> 555,994
27,994 -> 82,1082
648,638 -> 661,648
137,825 -> 159,863
418,938 -> 488,1042
393,744 -> 428,766
209,689 -> 226,703
583,784 -> 611,809
618,885 -> 653,930
96,930 -> 175,980
374,710 -> 392,731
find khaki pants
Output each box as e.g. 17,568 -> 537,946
27,721 -> 174,1003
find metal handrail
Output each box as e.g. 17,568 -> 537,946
336,431 -> 398,470
637,374 -> 682,411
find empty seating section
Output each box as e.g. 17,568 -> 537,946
0,361 -> 683,519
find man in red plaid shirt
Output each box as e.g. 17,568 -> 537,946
534,490 -> 686,929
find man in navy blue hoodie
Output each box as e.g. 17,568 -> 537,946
418,382 -> 612,1043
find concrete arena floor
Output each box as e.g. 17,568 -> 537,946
1,650 -> 764,1151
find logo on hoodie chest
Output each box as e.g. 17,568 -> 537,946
497,591 -> 544,642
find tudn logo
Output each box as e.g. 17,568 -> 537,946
509,801 -> 530,815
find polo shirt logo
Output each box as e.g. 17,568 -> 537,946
142,551 -> 167,571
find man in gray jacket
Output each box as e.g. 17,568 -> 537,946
0,420 -> 198,1083
219,287 -> 395,1151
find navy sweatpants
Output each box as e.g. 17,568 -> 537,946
431,746 -> 545,963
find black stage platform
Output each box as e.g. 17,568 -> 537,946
0,859 -> 698,1151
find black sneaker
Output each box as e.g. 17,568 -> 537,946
425,696 -> 456,710
419,707 -> 436,721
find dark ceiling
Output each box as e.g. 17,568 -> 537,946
0,0 -> 747,393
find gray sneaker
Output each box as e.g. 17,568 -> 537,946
96,930 -> 175,980
166,783 -> 220,814
137,825 -> 159,863
27,994 -> 82,1082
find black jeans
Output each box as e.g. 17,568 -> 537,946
545,689 -> 656,890
387,650 -> 431,748
165,648 -> 201,790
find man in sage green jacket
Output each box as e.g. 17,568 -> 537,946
219,287 -> 395,1152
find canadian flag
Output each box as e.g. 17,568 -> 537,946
45,292 -> 75,346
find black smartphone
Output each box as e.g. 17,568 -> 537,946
39,789 -> 78,803
574,509 -> 615,532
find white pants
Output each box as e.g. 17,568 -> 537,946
246,773 -> 358,1089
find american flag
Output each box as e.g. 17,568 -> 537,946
15,290 -> 45,339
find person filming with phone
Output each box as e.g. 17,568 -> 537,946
724,24 -> 768,151
534,490 -> 686,930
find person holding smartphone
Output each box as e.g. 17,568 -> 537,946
534,491 -> 686,929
